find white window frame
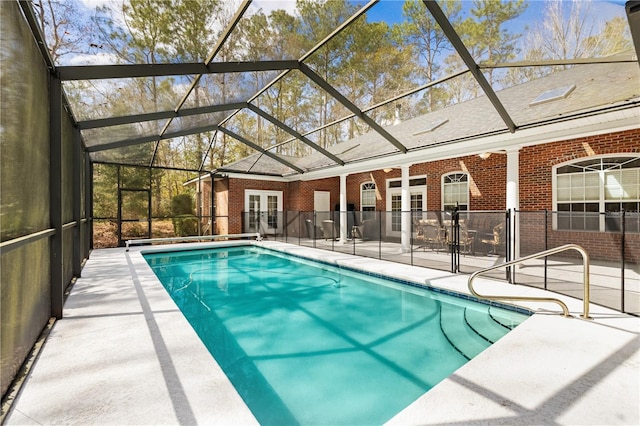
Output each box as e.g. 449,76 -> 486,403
441,172 -> 469,211
552,154 -> 640,232
385,176 -> 427,237
244,190 -> 283,233
360,182 -> 377,211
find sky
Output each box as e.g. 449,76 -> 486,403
69,0 -> 629,66
77,0 -> 629,32
365,0 -> 627,28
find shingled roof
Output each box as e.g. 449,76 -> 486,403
218,58 -> 640,177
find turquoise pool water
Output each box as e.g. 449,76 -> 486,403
144,246 -> 529,425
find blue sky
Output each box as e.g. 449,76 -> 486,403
79,0 -> 629,33
365,0 -> 628,28
70,0 -> 629,66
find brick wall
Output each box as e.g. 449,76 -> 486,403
226,178 -> 289,233
288,177 -> 340,211
218,129 -> 640,262
545,228 -> 639,264
411,154 -> 506,211
517,128 -> 640,263
346,171 -> 390,210
518,210 -> 639,264
340,155 -> 507,212
520,128 -> 640,210
213,178 -> 229,235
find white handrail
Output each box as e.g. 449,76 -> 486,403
125,232 -> 262,251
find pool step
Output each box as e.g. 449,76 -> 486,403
439,304 -> 492,360
463,307 -> 514,344
488,308 -> 527,330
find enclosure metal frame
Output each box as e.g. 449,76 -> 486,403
117,188 -> 152,247
49,75 -> 64,318
19,0 -> 634,180
5,0 -> 639,317
2,2 -> 639,403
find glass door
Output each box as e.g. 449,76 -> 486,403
244,190 -> 283,235
248,194 -> 261,232
385,188 -> 425,238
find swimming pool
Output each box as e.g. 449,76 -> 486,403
144,245 -> 530,425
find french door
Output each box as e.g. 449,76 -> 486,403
385,188 -> 426,238
244,190 -> 283,234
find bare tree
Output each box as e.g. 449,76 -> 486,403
507,0 -> 633,84
591,16 -> 633,56
525,0 -> 610,62
34,0 -> 90,64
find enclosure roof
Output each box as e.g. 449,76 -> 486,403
219,59 -> 640,177
26,0 -> 640,176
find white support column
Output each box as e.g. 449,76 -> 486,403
340,174 -> 348,243
401,165 -> 411,253
506,148 -> 520,262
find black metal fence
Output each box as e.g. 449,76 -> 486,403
239,209 -> 638,316
241,209 -> 510,278
515,210 -> 639,316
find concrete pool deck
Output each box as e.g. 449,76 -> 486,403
3,241 -> 639,425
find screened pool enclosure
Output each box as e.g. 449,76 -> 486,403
2,0 -> 640,400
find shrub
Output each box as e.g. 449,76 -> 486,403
171,194 -> 197,236
173,214 -> 198,236
171,194 -> 193,216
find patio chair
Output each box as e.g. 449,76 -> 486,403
305,219 -> 323,239
415,222 -> 444,251
322,219 -> 339,240
480,223 -> 505,255
459,224 -> 476,255
356,219 -> 380,241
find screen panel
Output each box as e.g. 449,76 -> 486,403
0,1 -> 51,242
0,239 -> 51,398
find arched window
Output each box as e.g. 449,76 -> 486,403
554,156 -> 640,232
361,182 -> 377,212
442,172 -> 468,211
